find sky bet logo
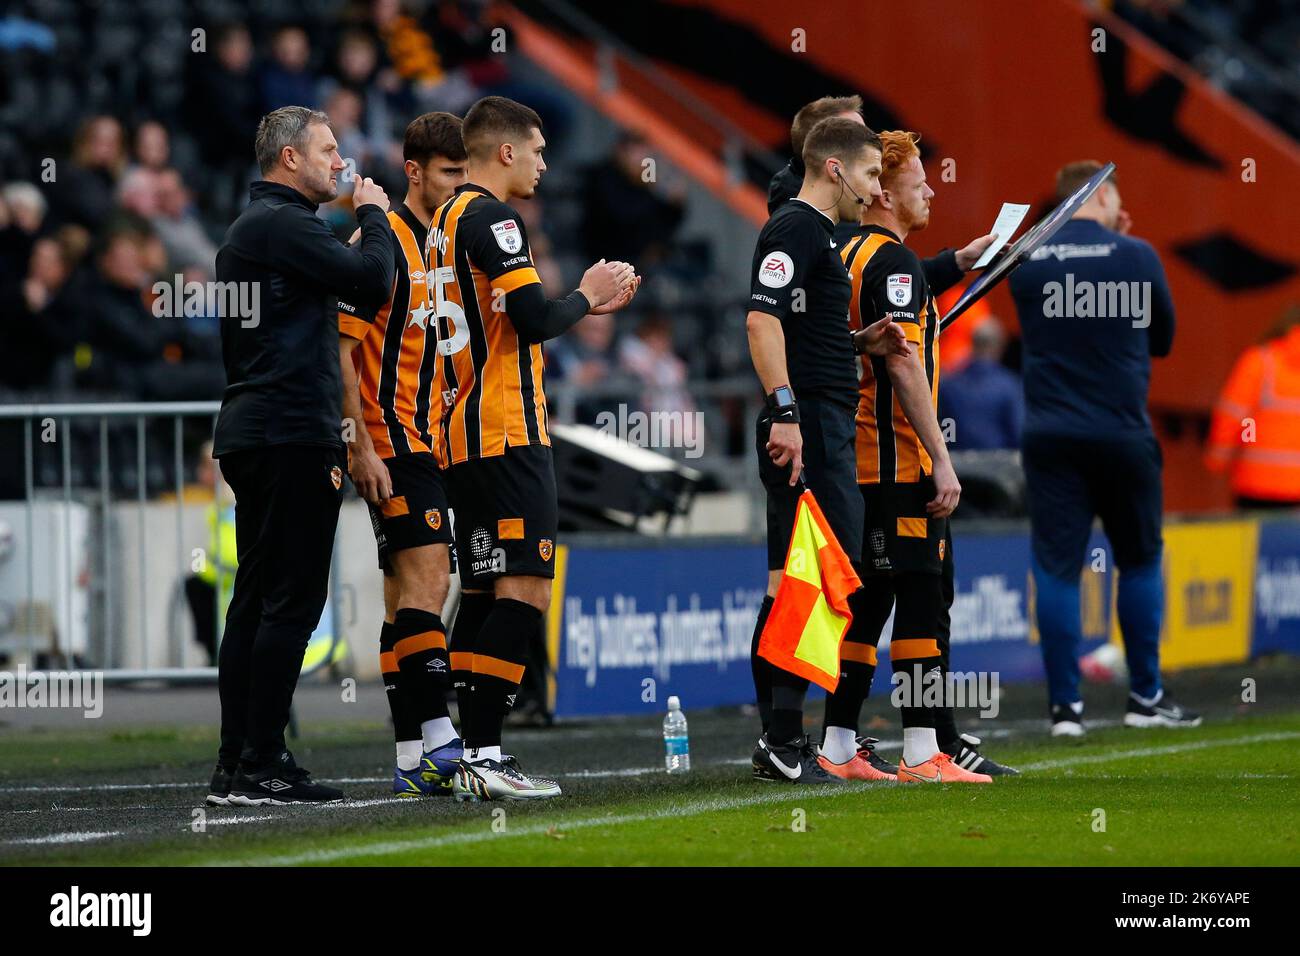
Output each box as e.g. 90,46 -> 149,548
49,886 -> 151,936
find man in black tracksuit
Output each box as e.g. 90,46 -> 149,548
206,106 -> 395,806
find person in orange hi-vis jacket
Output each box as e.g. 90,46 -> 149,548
1205,306 -> 1300,509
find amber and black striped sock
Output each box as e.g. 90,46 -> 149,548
450,591 -> 494,748
391,607 -> 451,731
467,598 -> 540,750
380,620 -> 421,748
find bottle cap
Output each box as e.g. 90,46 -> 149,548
667,695 -> 681,710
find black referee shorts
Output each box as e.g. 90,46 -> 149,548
446,444 -> 559,588
1022,431 -> 1164,580
860,477 -> 948,577
365,451 -> 455,574
757,397 -> 863,571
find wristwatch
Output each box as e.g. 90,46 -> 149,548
766,385 -> 799,423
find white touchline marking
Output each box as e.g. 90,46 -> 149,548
8,830 -> 122,845
227,729 -> 1300,865
221,787 -> 858,866
1016,731 -> 1300,771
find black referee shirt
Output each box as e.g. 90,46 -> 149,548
213,181 -> 395,456
748,198 -> 856,408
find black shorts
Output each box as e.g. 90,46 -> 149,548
757,397 -> 863,571
860,477 -> 948,577
446,444 -> 559,588
367,452 -> 454,574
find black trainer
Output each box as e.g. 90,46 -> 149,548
1050,701 -> 1086,737
227,752 -> 344,805
206,764 -> 235,806
857,736 -> 899,776
752,734 -> 845,785
943,733 -> 1019,776
1124,691 -> 1202,729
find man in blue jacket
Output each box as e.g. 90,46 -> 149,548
1010,160 -> 1198,736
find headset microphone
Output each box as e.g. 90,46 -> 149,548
834,165 -> 866,205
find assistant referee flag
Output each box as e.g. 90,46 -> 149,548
758,490 -> 862,691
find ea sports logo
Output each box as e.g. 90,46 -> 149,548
758,251 -> 794,288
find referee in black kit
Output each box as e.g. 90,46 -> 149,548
206,107 -> 395,806
747,117 -> 906,783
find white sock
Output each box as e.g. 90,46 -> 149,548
821,726 -> 858,764
468,745 -> 501,764
902,727 -> 939,767
395,740 -> 422,772
421,716 -> 457,752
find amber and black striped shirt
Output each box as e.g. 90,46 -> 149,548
338,203 -> 452,464
423,183 -> 548,465
842,225 -> 941,485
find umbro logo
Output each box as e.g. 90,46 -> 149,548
427,659 -> 447,672
259,778 -> 293,792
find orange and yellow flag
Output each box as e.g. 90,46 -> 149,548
758,490 -> 862,691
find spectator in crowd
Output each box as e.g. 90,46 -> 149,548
132,120 -> 171,172
117,167 -> 162,219
46,115 -> 126,231
0,235 -> 78,391
185,24 -> 261,218
153,168 -> 219,274
548,312 -> 632,424
260,26 -> 320,111
581,132 -> 685,267
324,87 -> 382,188
369,0 -> 479,114
72,221 -> 222,401
0,182 -> 47,284
937,317 -> 1024,450
323,29 -> 406,185
619,314 -> 697,426
1205,305 -> 1300,509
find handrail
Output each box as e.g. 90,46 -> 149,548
0,401 -> 220,418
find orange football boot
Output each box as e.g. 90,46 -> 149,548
817,748 -> 897,782
896,751 -> 992,784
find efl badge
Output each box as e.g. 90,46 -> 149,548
425,509 -> 442,530
538,539 -> 554,562
491,219 -> 523,254
758,251 -> 794,288
330,465 -> 343,490
886,273 -> 913,306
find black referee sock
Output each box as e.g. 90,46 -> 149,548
380,621 -> 421,745
468,598 -> 540,750
768,669 -> 809,745
392,608 -> 451,724
824,581 -> 892,736
749,596 -> 775,734
450,591 -> 495,748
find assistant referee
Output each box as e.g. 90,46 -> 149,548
746,117 -> 904,784
207,106 -> 395,806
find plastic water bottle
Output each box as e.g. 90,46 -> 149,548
663,695 -> 690,773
